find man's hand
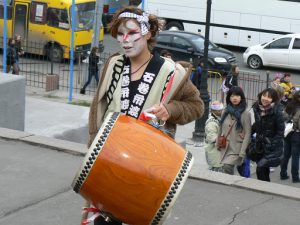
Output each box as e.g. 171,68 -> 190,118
151,104 -> 170,121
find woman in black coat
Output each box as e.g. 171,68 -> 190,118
252,88 -> 285,182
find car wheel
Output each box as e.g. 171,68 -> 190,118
165,21 -> 184,31
247,55 -> 262,69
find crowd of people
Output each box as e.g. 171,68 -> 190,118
204,67 -> 300,183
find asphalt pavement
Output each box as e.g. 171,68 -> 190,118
0,90 -> 300,225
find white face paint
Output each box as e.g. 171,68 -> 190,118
117,20 -> 148,58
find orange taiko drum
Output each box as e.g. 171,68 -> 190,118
72,112 -> 194,225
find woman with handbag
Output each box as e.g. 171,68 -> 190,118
280,90 -> 300,183
252,88 -> 285,182
218,86 -> 251,175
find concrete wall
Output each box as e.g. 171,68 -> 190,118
0,73 -> 25,131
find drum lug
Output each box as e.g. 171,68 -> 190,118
99,212 -> 112,223
104,216 -> 111,223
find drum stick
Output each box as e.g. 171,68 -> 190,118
80,200 -> 90,225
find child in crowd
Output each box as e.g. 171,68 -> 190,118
204,101 -> 224,172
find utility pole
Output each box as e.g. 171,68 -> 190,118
2,0 -> 7,73
91,0 -> 104,48
192,0 -> 212,143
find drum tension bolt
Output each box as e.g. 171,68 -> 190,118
104,216 -> 111,222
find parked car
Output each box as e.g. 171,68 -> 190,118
243,33 -> 300,70
153,30 -> 236,73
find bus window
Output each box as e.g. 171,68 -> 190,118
0,5 -> 13,19
30,2 -> 47,24
74,2 -> 95,31
47,8 -> 69,29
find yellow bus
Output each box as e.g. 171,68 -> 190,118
0,0 -> 104,62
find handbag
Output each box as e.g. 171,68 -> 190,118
238,159 -> 251,178
217,136 -> 227,149
217,121 -> 236,149
246,135 -> 264,162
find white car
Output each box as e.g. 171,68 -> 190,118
243,33 -> 300,70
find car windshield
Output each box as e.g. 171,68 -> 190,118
190,35 -> 217,50
73,2 -> 95,31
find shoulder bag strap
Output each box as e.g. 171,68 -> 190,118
225,120 -> 236,139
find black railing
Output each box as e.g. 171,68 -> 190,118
1,37 -> 112,95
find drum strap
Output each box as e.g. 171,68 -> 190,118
161,68 -> 176,104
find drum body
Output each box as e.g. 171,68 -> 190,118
72,112 -> 193,225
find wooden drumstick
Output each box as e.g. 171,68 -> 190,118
80,200 -> 90,225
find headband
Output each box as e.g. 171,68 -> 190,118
118,12 -> 150,35
211,103 -> 224,111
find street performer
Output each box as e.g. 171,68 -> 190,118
82,6 -> 204,225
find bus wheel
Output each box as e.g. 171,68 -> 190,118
165,21 -> 184,31
47,45 -> 63,63
248,55 -> 262,69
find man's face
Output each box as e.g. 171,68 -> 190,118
117,20 -> 148,58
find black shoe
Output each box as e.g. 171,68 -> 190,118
292,178 -> 300,183
280,175 -> 290,180
80,88 -> 85,95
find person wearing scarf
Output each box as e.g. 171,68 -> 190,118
252,88 -> 285,182
219,86 -> 251,175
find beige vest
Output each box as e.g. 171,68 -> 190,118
96,55 -> 188,128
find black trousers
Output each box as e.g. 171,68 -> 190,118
94,216 -> 122,225
256,166 -> 270,182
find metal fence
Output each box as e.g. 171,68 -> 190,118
0,36 -> 112,95
19,51 -> 112,95
1,38 -> 268,102
207,70 -> 268,106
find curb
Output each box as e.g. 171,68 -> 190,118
1,127 -> 300,202
0,127 -> 86,156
